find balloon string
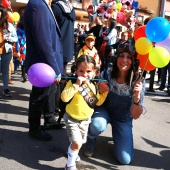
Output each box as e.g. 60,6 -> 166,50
54,75 -> 107,82
9,5 -> 13,13
139,57 -> 149,80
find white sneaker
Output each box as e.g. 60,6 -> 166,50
65,164 -> 77,170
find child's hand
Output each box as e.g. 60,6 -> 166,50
16,52 -> 20,58
76,76 -> 88,86
99,82 -> 109,93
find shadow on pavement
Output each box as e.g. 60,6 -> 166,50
0,124 -> 170,169
0,73 -> 169,169
79,135 -> 170,170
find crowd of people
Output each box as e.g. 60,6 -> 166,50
0,0 -> 170,170
0,4 -> 27,99
73,17 -> 170,97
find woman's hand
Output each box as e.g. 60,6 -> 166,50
133,79 -> 142,102
99,82 -> 109,93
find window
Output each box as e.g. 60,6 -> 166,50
137,16 -> 144,23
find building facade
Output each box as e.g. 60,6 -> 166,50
137,0 -> 170,22
6,0 -> 170,24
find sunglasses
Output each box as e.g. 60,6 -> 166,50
118,43 -> 135,56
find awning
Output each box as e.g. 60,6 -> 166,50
11,0 -> 28,8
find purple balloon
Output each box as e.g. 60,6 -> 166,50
155,33 -> 170,53
28,63 -> 55,87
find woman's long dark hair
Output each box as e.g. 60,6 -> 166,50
0,5 -> 8,30
111,52 -> 139,84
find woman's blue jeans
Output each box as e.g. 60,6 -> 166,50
0,53 -> 12,90
13,57 -> 19,72
88,106 -> 134,165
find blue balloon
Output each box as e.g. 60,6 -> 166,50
28,63 -> 55,87
146,17 -> 170,42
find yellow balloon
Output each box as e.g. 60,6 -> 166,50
149,46 -> 170,68
116,3 -> 122,11
13,12 -> 20,22
135,37 -> 153,55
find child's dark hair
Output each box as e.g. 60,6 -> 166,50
75,55 -> 96,70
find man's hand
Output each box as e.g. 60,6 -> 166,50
54,77 -> 61,84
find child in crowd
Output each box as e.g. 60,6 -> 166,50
77,34 -> 101,68
61,55 -> 109,170
16,16 -> 27,83
12,43 -> 20,75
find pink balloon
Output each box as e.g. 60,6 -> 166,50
155,33 -> 170,53
28,63 -> 55,87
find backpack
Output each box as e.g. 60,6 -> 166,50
58,77 -> 98,123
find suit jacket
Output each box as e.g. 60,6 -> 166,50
51,0 -> 76,63
24,0 -> 63,75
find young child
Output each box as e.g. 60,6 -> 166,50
61,55 -> 109,170
77,34 -> 101,68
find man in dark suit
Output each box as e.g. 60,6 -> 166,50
51,0 -> 76,123
24,0 -> 63,141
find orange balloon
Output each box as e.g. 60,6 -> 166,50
137,54 -> 156,71
7,11 -> 14,23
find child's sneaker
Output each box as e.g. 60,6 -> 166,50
3,89 -> 12,97
65,164 -> 77,170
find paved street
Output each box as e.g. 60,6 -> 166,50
0,68 -> 170,170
